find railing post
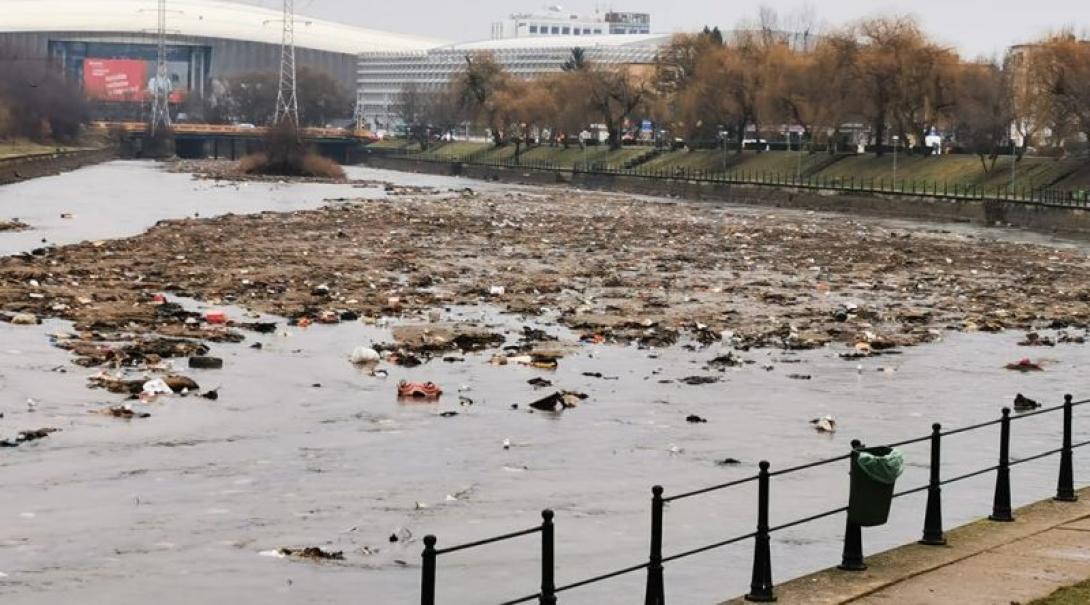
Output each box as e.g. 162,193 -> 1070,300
745,461 -> 776,602
421,535 -> 437,605
840,440 -> 867,571
920,423 -> 946,545
644,486 -> 666,605
540,510 -> 557,605
1057,395 -> 1078,502
990,408 -> 1015,522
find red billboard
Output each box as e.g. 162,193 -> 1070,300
84,59 -> 146,102
83,59 -> 189,103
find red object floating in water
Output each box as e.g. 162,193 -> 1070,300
205,310 -> 227,324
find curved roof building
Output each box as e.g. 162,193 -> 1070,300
0,0 -> 442,105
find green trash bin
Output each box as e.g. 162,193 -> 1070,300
847,446 -> 905,527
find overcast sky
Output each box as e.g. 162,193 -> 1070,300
245,0 -> 1086,58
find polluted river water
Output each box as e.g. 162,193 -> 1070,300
1,161 -> 1088,605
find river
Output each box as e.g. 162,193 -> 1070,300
0,160 -> 1087,604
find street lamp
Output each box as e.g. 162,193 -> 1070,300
892,135 -> 900,191
719,125 -> 727,172
582,129 -> 588,169
796,130 -> 803,184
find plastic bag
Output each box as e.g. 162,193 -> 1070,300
856,447 -> 905,485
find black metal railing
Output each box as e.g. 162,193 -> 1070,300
419,394 -> 1089,604
384,150 -> 1090,209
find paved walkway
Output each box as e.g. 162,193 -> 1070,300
723,487 -> 1090,604
859,514 -> 1090,604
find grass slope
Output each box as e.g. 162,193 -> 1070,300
377,139 -> 1089,191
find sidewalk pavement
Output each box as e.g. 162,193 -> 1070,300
723,487 -> 1090,604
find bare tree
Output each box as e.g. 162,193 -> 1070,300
454,53 -> 513,146
951,60 -> 1015,171
585,65 -> 650,150
397,82 -> 430,149
0,48 -> 88,143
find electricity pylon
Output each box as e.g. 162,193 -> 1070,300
149,0 -> 172,135
273,0 -> 299,126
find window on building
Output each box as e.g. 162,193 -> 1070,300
583,28 -> 591,34
573,29 -> 581,35
594,28 -> 602,34
562,26 -> 571,34
551,26 -> 560,34
529,25 -> 538,34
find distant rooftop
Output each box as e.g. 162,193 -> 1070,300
447,33 -> 671,52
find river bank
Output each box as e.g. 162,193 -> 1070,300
0,148 -> 115,187
362,153 -> 1090,237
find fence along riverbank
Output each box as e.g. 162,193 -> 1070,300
419,394 -> 1089,604
361,150 -> 1090,237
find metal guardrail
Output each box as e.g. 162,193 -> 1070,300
379,149 -> 1090,209
420,395 -> 1089,604
89,121 -> 376,140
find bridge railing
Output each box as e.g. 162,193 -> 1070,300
420,394 -> 1089,604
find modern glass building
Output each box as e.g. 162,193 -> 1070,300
357,34 -> 671,129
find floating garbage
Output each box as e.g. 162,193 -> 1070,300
0,428 -> 60,448
272,547 -> 344,561
397,381 -> 442,400
204,310 -> 227,325
142,378 -> 172,396
811,416 -> 836,433
188,356 -> 224,369
1019,332 -> 1055,347
1005,358 -> 1044,372
350,346 -> 381,365
93,405 -> 150,419
1014,393 -> 1041,411
528,391 -> 587,411
8,313 -> 39,325
388,527 -> 412,543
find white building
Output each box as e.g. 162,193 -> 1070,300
0,0 -> 439,98
357,34 -> 670,128
490,6 -> 651,40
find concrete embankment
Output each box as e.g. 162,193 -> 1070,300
720,487 -> 1090,604
362,154 -> 1090,237
0,148 -> 116,186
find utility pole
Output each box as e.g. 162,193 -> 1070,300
149,0 -> 171,136
273,0 -> 299,126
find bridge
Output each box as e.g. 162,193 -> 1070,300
91,121 -> 376,161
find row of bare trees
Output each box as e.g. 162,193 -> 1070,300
400,14 -> 1090,168
399,48 -> 651,155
